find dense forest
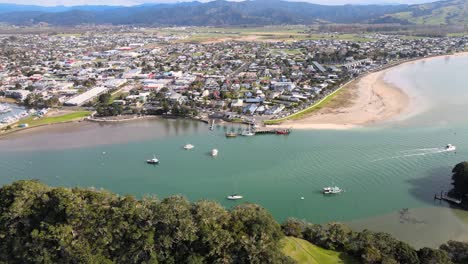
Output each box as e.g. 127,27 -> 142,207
0,180 -> 467,264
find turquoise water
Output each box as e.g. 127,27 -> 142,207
1,55 -> 468,247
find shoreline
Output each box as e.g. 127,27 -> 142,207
269,52 -> 468,130
2,52 -> 468,137
0,114 -> 206,140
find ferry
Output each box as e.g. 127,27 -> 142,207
146,155 -> 159,165
184,144 -> 195,150
323,186 -> 343,195
211,149 -> 218,157
227,194 -> 243,200
445,144 -> 456,152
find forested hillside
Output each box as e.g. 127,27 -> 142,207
0,180 -> 467,263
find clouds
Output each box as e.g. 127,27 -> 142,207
0,0 -> 435,7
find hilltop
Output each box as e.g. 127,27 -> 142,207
380,0 -> 468,25
0,1 -> 430,26
0,0 -> 467,26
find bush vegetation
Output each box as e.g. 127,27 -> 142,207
0,180 -> 467,264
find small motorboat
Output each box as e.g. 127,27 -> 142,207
445,144 -> 456,152
276,129 -> 291,135
146,155 -> 159,165
227,194 -> 243,200
225,131 -> 237,138
211,149 -> 218,157
323,186 -> 342,195
184,144 -> 195,150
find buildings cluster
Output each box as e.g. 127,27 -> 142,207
0,30 -> 466,123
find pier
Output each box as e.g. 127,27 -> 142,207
434,191 -> 462,205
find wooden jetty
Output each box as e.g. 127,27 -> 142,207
254,128 -> 292,135
434,191 -> 462,205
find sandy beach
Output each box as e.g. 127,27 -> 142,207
276,52 -> 468,130
276,70 -> 410,130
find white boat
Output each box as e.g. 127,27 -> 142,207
1,116 -> 15,124
323,186 -> 343,195
211,149 -> 218,157
241,124 -> 255,136
209,120 -> 214,131
184,144 -> 195,150
0,105 -> 12,114
227,194 -> 243,200
445,144 -> 456,152
146,155 -> 159,164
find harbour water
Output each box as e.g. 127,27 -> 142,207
0,103 -> 26,122
1,55 -> 468,248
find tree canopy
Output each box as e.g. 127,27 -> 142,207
452,162 -> 468,194
0,180 -> 291,264
0,181 -> 467,264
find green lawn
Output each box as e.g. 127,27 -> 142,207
18,111 -> 91,127
282,237 -> 358,264
264,83 -> 347,125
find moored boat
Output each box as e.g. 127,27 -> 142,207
276,129 -> 291,135
211,149 -> 218,157
241,124 -> 255,136
184,144 -> 195,150
146,155 -> 159,164
0,105 -> 12,114
225,131 -> 237,138
323,186 -> 342,195
227,194 -> 243,200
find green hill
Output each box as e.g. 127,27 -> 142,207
383,0 -> 468,25
282,236 -> 359,264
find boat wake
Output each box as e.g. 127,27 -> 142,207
372,147 -> 454,162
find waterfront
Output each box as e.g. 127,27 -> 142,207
1,55 -> 468,248
0,103 -> 26,122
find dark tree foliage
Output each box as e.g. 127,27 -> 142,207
1,181 -> 467,264
281,218 -> 465,264
441,241 -> 468,264
96,104 -> 123,116
418,247 -> 453,264
0,180 -> 288,264
451,162 -> 468,194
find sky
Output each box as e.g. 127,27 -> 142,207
0,0 -> 436,7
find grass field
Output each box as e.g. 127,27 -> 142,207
18,111 -> 91,127
264,82 -> 348,125
282,237 -> 358,264
158,26 -> 374,43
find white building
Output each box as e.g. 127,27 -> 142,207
64,86 -> 109,106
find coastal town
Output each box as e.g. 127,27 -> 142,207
1,27 -> 467,132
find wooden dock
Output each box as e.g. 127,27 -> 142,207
434,191 -> 462,205
254,128 -> 291,135
254,129 -> 278,135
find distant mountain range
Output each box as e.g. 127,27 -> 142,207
0,0 -> 466,26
